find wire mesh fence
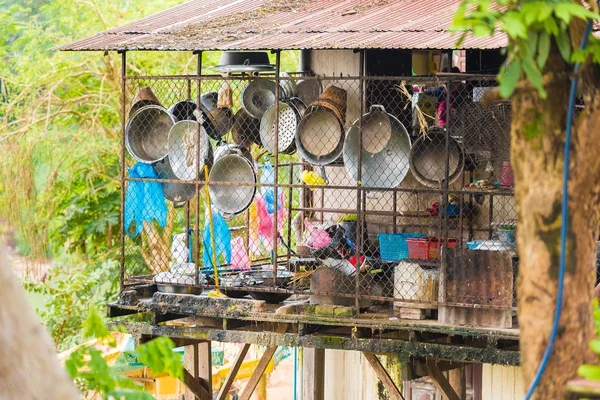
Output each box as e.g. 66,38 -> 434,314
120,71 -> 518,321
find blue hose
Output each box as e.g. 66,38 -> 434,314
524,17 -> 595,400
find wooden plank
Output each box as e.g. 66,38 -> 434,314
303,348 -> 325,400
239,346 -> 278,400
239,325 -> 287,400
422,359 -> 461,400
198,341 -> 212,398
216,343 -> 251,400
448,367 -> 466,400
362,352 -> 405,400
182,368 -> 211,400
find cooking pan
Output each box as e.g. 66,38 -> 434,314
343,105 -> 411,188
409,128 -> 464,188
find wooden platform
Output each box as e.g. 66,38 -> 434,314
108,285 -> 520,366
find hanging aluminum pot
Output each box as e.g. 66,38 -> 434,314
125,105 -> 175,164
167,120 -> 213,181
287,97 -> 307,117
153,157 -> 197,207
259,101 -> 299,155
167,100 -> 197,122
409,128 -> 465,188
296,105 -> 344,166
296,78 -> 323,106
343,105 -> 412,188
209,144 -> 257,217
242,78 -> 279,119
279,72 -> 298,98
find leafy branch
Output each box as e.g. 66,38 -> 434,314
452,0 -> 600,98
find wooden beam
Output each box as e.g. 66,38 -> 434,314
422,359 -> 461,400
239,345 -> 278,400
216,343 -> 251,400
362,352 -> 405,400
182,368 -> 211,400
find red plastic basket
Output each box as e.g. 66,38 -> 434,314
405,238 -> 457,260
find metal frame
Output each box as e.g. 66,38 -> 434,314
118,52 -> 517,315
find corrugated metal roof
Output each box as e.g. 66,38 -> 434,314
55,0 -> 509,52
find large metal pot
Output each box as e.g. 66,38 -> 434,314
167,120 -> 212,181
125,105 -> 175,164
296,78 -> 323,106
259,102 -> 299,155
209,144 -> 257,217
153,156 -> 197,206
343,105 -> 412,188
296,105 -> 344,165
167,100 -> 197,122
409,128 -> 465,188
242,78 -> 278,119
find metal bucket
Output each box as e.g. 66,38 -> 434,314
343,105 -> 412,188
232,108 -> 261,149
409,128 -> 465,188
209,144 -> 257,217
242,78 -> 278,119
259,102 -> 299,155
125,105 -> 175,164
153,157 -> 197,206
167,120 -> 212,181
296,106 -> 344,165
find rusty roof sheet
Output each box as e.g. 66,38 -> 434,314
56,0 -> 509,52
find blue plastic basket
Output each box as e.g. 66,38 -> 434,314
378,233 -> 427,261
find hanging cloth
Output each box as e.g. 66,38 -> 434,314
202,206 -> 232,269
124,163 -> 167,238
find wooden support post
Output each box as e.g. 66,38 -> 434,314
239,346 -> 278,400
216,343 -> 251,400
362,352 -> 405,400
448,367 -> 466,400
302,348 -> 325,400
198,341 -> 212,396
182,368 -> 211,400
422,359 -> 461,400
183,342 -> 212,400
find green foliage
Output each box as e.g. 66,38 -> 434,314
578,300 -> 600,380
24,260 -> 119,351
66,309 -> 182,399
452,0 -> 600,98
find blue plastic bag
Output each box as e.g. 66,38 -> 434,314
203,206 -> 232,269
259,161 -> 281,214
124,163 -> 167,238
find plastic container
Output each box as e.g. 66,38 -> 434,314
406,237 -> 458,260
378,233 -> 427,261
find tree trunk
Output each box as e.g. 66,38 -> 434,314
512,47 -> 600,398
0,244 -> 80,399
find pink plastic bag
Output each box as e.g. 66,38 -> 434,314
230,237 -> 251,270
304,220 -> 331,248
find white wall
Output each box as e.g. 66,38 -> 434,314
481,365 -> 524,400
